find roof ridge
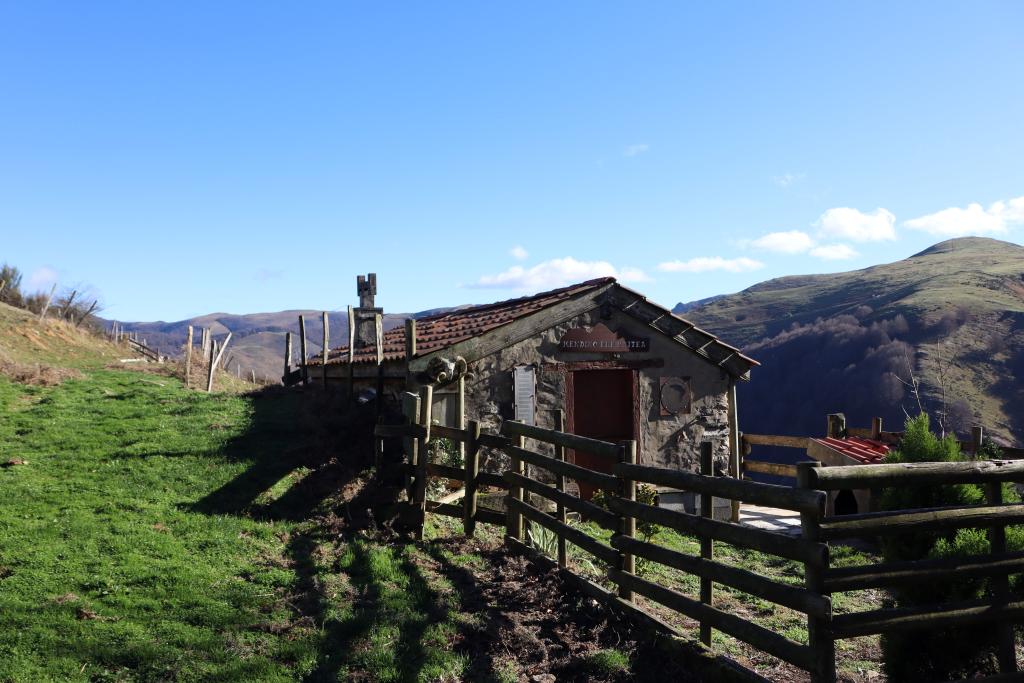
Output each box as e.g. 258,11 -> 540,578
414,277 -> 615,322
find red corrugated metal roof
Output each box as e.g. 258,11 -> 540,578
811,436 -> 891,464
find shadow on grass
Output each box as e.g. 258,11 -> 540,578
188,384 -> 472,681
190,386 -> 384,519
301,539 -> 448,682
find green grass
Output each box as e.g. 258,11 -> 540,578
581,649 -> 630,675
0,370 -> 312,681
0,367 -> 478,682
567,518 -> 884,677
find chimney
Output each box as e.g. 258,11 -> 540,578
353,272 -> 381,348
357,273 -> 376,308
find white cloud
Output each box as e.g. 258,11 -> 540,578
657,256 -> 764,274
509,245 -> 529,261
470,257 -> 650,290
623,143 -> 650,157
904,195 -> 1024,237
750,230 -> 815,254
745,228 -> 860,262
773,172 -> 804,188
815,207 -> 897,242
809,244 -> 859,260
617,267 -> 652,283
27,266 -> 59,291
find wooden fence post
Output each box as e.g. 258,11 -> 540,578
207,340 -> 218,393
456,375 -> 466,463
347,305 -> 356,400
554,409 -> 568,568
797,461 -> 835,683
507,430 -> 525,542
374,415 -> 385,479
284,332 -> 293,382
464,420 -> 481,537
414,385 -> 432,540
374,313 -> 384,414
39,283 -> 57,321
870,417 -> 883,440
402,391 -> 421,505
185,325 -> 194,387
728,382 -> 741,523
299,315 -> 309,385
207,333 -> 232,393
321,312 -> 329,386
618,439 -> 637,602
972,425 -> 985,458
987,479 -> 1017,672
699,441 -> 714,646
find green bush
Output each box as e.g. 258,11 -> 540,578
878,414 -> 1018,679
527,521 -> 559,559
592,483 -> 659,540
0,263 -> 24,308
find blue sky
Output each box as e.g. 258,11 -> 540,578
2,2 -> 1023,322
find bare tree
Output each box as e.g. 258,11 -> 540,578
895,345 -> 927,420
894,337 -> 959,438
929,340 -> 953,438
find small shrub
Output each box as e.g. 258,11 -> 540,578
878,413 -> 1011,680
592,484 -> 660,540
581,649 -> 630,675
0,263 -> 24,308
0,349 -> 82,386
426,435 -> 462,498
527,521 -> 559,559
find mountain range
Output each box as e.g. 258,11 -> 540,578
680,237 -> 1024,444
110,237 -> 1024,444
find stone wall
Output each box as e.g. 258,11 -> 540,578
431,306 -> 735,475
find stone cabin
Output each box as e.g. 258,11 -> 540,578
298,275 -> 758,491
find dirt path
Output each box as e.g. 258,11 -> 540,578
406,534 -> 710,682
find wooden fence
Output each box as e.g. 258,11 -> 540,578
125,337 -> 162,363
740,415 -> 1024,487
376,388 -> 1024,682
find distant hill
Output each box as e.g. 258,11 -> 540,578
102,308 -> 456,383
673,294 -> 726,315
679,237 -> 1024,445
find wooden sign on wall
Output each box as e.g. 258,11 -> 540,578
558,323 -> 650,353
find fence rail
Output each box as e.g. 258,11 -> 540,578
376,387 -> 1024,682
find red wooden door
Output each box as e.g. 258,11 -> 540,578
570,369 -> 634,499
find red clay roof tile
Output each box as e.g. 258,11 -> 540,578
812,436 -> 891,465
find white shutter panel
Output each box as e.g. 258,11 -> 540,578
513,365 -> 536,426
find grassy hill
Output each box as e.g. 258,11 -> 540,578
681,237 -> 1024,444
0,300 -> 120,370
